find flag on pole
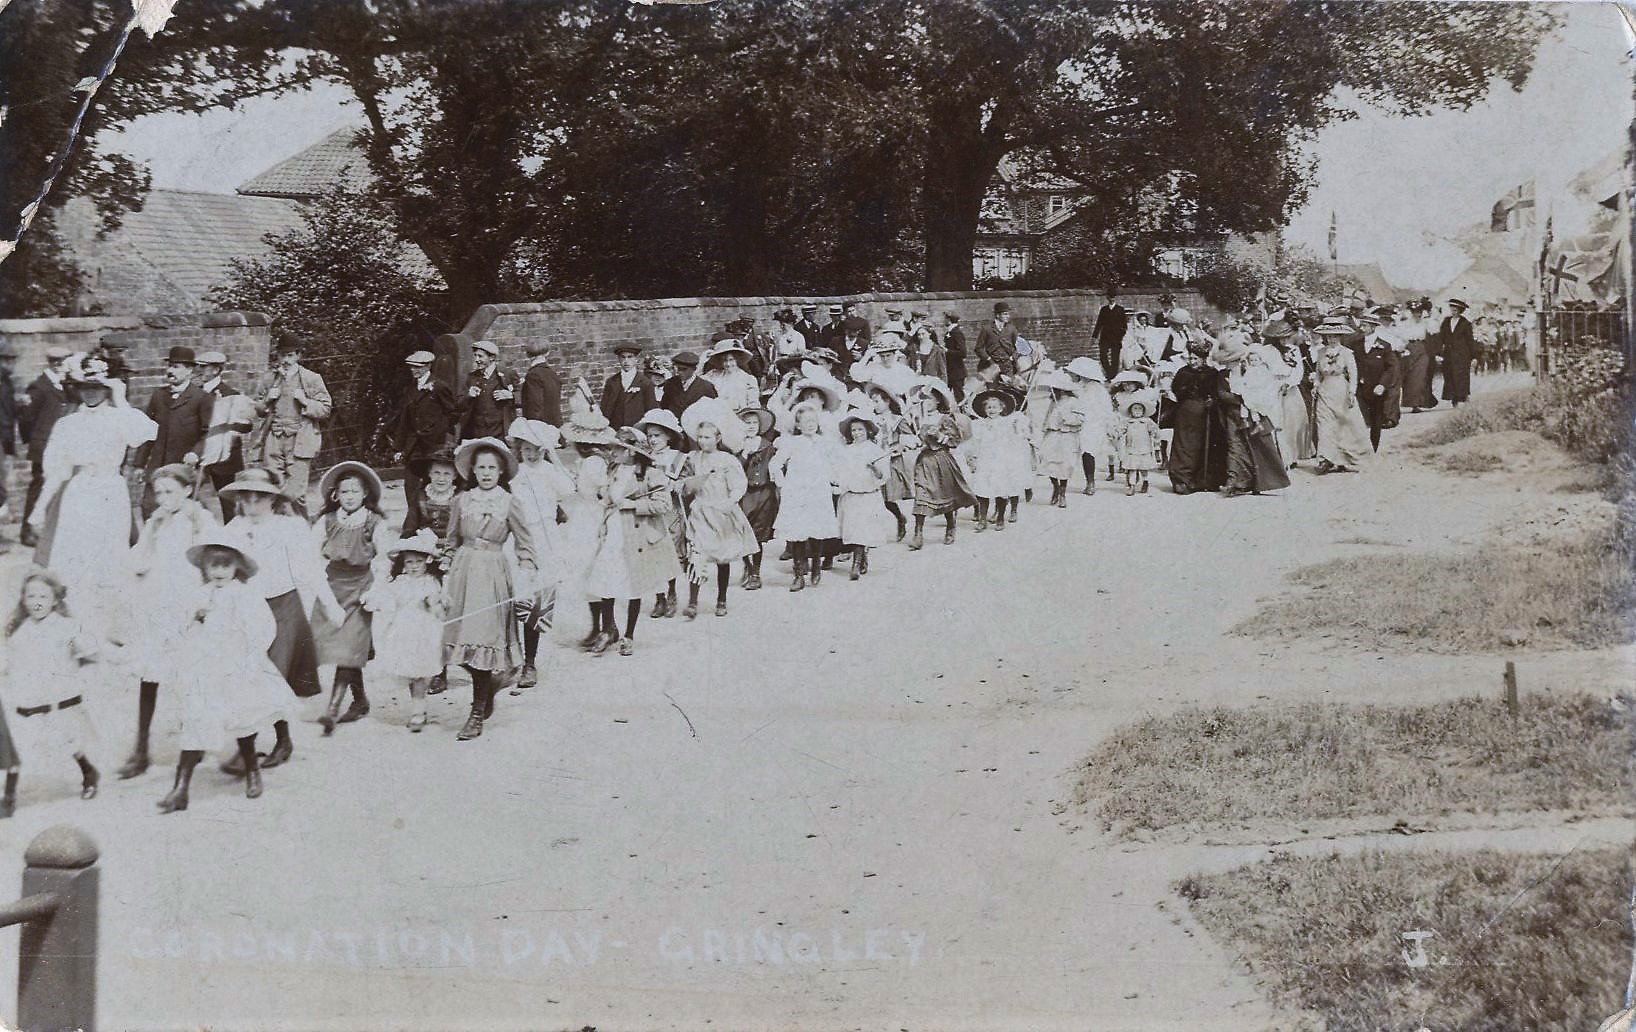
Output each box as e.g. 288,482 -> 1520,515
1490,180 -> 1537,233
1327,212 -> 1337,261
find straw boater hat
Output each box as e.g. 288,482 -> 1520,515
836,408 -> 878,439
388,529 -> 440,561
318,460 -> 384,508
737,406 -> 776,436
453,437 -> 517,480
681,396 -> 747,454
634,407 -> 684,443
870,331 -> 907,354
611,426 -> 659,461
1063,356 -> 1105,383
790,377 -> 845,412
507,417 -> 562,452
186,525 -> 259,579
561,409 -> 618,446
703,338 -> 752,369
218,466 -> 285,499
970,386 -> 1017,417
1314,318 -> 1356,337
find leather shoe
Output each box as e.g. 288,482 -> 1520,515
245,768 -> 263,799
260,738 -> 293,770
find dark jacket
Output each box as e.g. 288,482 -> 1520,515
0,371 -> 16,456
1094,304 -> 1128,347
1438,316 -> 1475,402
460,367 -> 517,441
841,314 -> 872,346
139,381 -> 214,470
661,373 -> 718,419
600,371 -> 657,429
19,374 -> 69,464
944,326 -> 968,363
794,318 -> 824,349
395,378 -> 459,460
974,320 -> 1019,376
519,360 -> 563,426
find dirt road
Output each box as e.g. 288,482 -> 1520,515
0,384 -> 1625,1030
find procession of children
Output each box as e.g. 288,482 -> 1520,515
0,292 -> 1426,817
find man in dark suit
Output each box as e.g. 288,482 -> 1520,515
137,345 -> 214,517
660,351 -> 717,446
794,305 -> 824,349
942,313 -> 969,402
194,350 -> 248,519
459,339 -> 517,440
1438,298 -> 1475,407
394,350 -> 458,517
17,346 -> 72,545
974,301 -> 1019,379
600,343 -> 657,429
820,304 -> 846,350
519,340 -> 562,426
840,302 -> 872,349
1094,288 -> 1129,379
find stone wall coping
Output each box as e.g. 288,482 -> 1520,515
0,311 -> 268,334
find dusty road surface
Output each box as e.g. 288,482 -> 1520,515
0,380 -> 1625,1030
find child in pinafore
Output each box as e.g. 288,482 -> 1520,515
962,387 -> 1033,531
158,528 -> 293,811
310,461 -> 394,735
863,382 -> 916,542
679,398 -> 761,616
1036,370 -> 1085,508
584,428 -> 682,655
363,530 -> 446,732
1119,398 -> 1162,495
905,378 -> 974,550
637,409 -> 689,619
735,407 -> 780,591
834,411 -> 896,578
506,418 -> 575,693
770,403 -> 842,591
3,569 -> 103,815
442,438 -> 539,741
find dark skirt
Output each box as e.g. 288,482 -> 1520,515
912,447 -> 976,516
267,589 -> 321,698
1402,345 -> 1437,409
741,484 -> 779,543
1442,356 -> 1472,403
311,561 -> 374,668
1168,399 -> 1222,494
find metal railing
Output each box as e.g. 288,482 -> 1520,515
1,825 -> 98,1032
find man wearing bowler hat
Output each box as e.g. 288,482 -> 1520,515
252,328 -> 332,513
17,345 -> 72,545
394,350 -> 459,521
660,350 -> 718,437
136,345 -> 215,517
600,342 -> 657,429
975,301 -> 1019,379
519,339 -> 562,426
460,338 -> 517,440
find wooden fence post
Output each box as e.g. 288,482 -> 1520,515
18,825 -> 98,1032
1503,661 -> 1520,717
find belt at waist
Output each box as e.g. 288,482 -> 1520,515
17,695 -> 82,717
460,538 -> 505,551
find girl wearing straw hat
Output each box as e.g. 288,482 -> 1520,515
559,410 -> 618,645
834,410 -> 895,577
1035,369 -> 1085,508
702,339 -> 761,412
962,386 -> 1034,528
734,406 -> 780,590
677,398 -> 760,617
311,461 -> 394,734
771,402 -> 842,590
442,438 -> 538,738
584,428 -> 682,655
505,418 -> 574,692
362,530 -> 446,732
636,408 -> 689,619
862,382 -> 917,542
1063,357 -> 1116,495
905,377 -> 974,548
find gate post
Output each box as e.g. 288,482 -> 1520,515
1535,308 -> 1550,385
18,825 -> 98,1032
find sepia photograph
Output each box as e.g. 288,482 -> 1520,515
0,0 -> 1631,1028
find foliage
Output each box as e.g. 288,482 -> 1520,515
0,210 -> 86,317
1076,694 -> 1631,836
209,189 -> 447,465
1194,239 -> 1362,313
1181,847 -> 1630,1032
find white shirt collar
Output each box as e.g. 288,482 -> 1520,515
620,369 -> 636,388
529,355 -> 551,369
202,376 -> 222,392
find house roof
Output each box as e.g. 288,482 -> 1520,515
237,126 -> 371,199
1334,262 -> 1400,304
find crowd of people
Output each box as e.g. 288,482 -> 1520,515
0,290 -> 1487,816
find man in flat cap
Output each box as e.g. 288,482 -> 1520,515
17,345 -> 72,544
600,342 -> 657,429
460,338 -> 517,440
974,301 -> 1019,380
394,350 -> 459,519
136,345 -> 215,517
194,350 -> 252,519
660,350 -> 718,433
519,339 -> 562,427
252,329 -> 332,513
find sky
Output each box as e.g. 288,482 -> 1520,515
109,1 -> 1634,294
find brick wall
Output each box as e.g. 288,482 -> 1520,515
0,311 -> 271,523
445,288 -> 1222,409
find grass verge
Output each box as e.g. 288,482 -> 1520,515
1233,529 -> 1633,653
1075,695 -> 1630,837
1178,847 -> 1631,1031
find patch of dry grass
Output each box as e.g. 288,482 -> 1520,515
1075,695 -> 1630,837
1234,532 -> 1633,653
1179,847 -> 1631,1031
1438,450 -> 1504,475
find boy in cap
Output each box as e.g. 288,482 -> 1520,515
195,350 -> 250,519
136,345 -> 215,518
660,350 -> 718,429
519,339 -> 562,426
394,350 -> 459,519
600,342 -> 657,429
974,301 -> 1019,378
459,339 -> 517,440
252,329 -> 333,514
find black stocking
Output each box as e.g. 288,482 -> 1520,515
135,680 -> 158,750
716,564 -> 729,605
625,599 -> 640,639
1081,453 -> 1096,484
994,496 -> 1008,523
975,498 -> 989,522
523,624 -> 540,664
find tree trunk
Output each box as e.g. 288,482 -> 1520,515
921,100 -> 1008,292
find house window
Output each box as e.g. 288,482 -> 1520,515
1047,194 -> 1067,216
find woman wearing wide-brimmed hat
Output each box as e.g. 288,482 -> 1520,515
441,437 -> 538,739
702,339 -> 761,412
309,460 -> 395,734
1166,340 -> 1225,494
584,427 -> 682,654
1310,321 -> 1373,473
220,465 -> 342,773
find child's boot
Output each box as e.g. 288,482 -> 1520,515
237,736 -> 262,799
261,720 -> 294,769
319,671 -> 348,735
974,499 -> 988,532
75,754 -> 99,800
943,514 -> 957,545
789,557 -> 807,592
0,771 -> 15,818
158,752 -> 200,813
338,671 -> 370,724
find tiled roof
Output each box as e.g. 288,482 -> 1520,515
237,127 -> 372,199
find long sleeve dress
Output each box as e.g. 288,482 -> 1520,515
1167,364 -> 1224,494
1272,346 -> 1316,463
126,500 -> 219,685
1399,317 -> 1438,409
230,512 -> 341,698
586,464 -> 683,600
963,413 -> 1035,498
171,580 -> 294,750
737,435 -> 781,543
682,450 -> 761,564
1312,344 -> 1374,468
442,487 -> 537,672
771,434 -> 842,540
705,368 -> 762,413
509,459 -> 576,596
1037,396 -> 1085,480
834,441 -> 896,547
5,612 -> 100,768
365,574 -> 446,681
911,415 -> 975,516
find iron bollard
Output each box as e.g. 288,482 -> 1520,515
18,825 -> 98,1032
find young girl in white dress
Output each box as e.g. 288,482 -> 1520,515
363,530 -> 446,732
1118,398 -> 1162,495
1063,357 -> 1116,494
678,399 -> 761,617
584,428 -> 682,656
834,411 -> 895,577
506,418 -> 575,693
962,387 -> 1034,531
637,409 -> 689,619
558,409 -> 618,647
3,569 -> 103,814
771,403 -> 841,592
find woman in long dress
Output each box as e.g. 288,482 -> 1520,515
1311,330 -> 1374,473
1166,343 -> 1223,494
1398,302 -> 1439,411
27,359 -> 156,635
